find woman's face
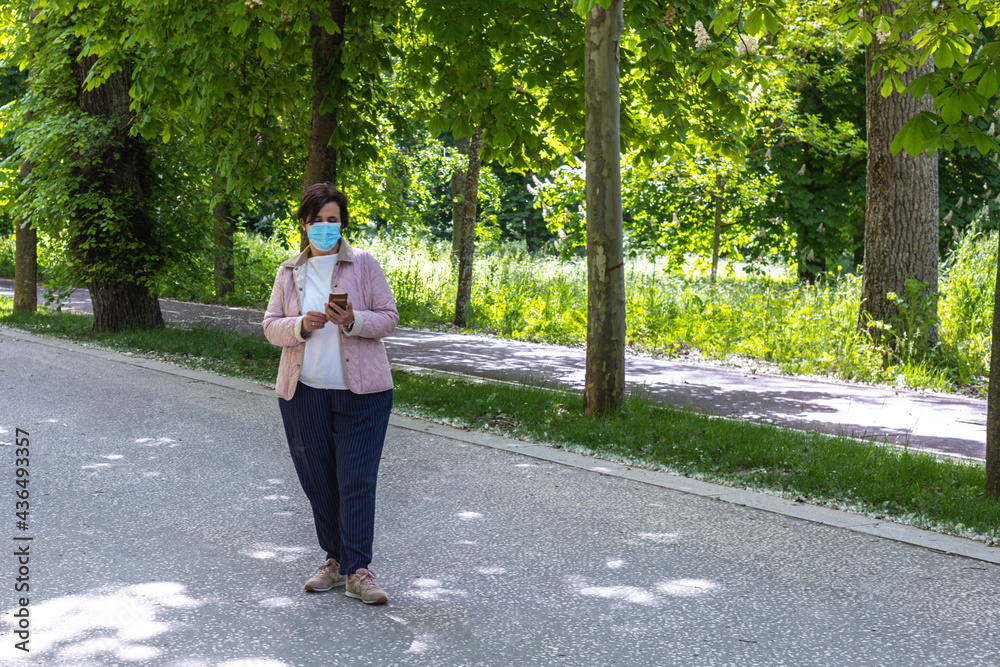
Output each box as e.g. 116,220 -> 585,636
300,201 -> 342,255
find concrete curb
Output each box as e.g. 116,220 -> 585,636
3,324 -> 998,566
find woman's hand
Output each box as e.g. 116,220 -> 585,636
325,299 -> 355,329
302,310 -> 329,332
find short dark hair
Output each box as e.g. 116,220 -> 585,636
298,183 -> 349,228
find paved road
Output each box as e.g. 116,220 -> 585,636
1,329 -> 998,666
0,279 -> 987,460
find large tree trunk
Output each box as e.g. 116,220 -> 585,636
73,53 -> 163,332
986,230 -> 1000,499
213,199 -> 235,299
89,279 -> 163,331
859,2 -> 939,345
583,0 -> 625,417
303,0 -> 345,191
13,159 -> 37,315
454,127 -> 482,327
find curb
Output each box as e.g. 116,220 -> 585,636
3,325 -> 998,567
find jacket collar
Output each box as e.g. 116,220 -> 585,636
280,237 -> 356,269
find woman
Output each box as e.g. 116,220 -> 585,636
263,182 -> 398,605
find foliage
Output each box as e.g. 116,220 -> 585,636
57,0 -> 407,195
939,224 -> 996,385
0,11 -> 208,300
938,144 -> 1000,248
401,0 -> 581,169
532,152 -> 784,269
832,0 -> 1000,157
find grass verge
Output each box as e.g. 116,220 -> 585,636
2,302 -> 997,546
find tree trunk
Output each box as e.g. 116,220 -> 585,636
711,174 -> 723,286
583,0 -> 625,417
303,0 -> 345,192
450,168 -> 466,263
13,11 -> 38,315
859,2 -> 939,345
986,230 -> 1000,499
454,127 -> 482,327
73,53 -> 163,332
13,159 -> 37,315
213,199 -> 235,299
89,278 -> 163,331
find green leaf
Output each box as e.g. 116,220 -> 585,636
908,73 -> 932,98
859,24 -> 873,46
977,67 -> 999,99
229,17 -> 250,37
958,90 -> 983,116
972,131 -> 993,154
572,0 -> 606,17
891,112 -> 939,156
745,9 -> 763,36
980,42 -> 1000,59
934,42 -> 954,69
259,27 -> 280,51
962,64 -> 987,83
940,95 -> 962,125
762,8 -> 781,36
880,75 -> 893,97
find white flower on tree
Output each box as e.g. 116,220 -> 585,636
694,20 -> 711,48
735,34 -> 759,56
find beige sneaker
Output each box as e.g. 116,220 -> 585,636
345,568 -> 388,604
304,558 -> 348,592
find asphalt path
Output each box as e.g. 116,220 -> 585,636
1,280 -> 986,461
1,329 -> 998,666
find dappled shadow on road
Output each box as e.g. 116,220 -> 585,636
385,329 -> 985,459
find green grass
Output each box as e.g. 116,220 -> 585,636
2,299 -> 997,546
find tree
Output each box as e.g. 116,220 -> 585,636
582,0 -> 625,415
73,50 -> 165,332
567,0 -> 776,412
454,127 -> 483,326
402,0 -> 582,326
303,0 -> 346,189
13,156 -> 35,314
8,7 -> 172,332
0,2 -> 35,314
213,197 -> 236,299
450,135 -> 470,262
858,2 -> 939,347
990,243 -> 1000,498
842,0 -> 1000,496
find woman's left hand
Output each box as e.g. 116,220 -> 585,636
325,299 -> 356,329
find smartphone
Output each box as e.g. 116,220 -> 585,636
328,292 -> 348,310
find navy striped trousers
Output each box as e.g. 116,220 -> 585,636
278,382 -> 393,575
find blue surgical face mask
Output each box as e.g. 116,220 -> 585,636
307,222 -> 341,252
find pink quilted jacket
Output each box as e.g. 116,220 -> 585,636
262,238 -> 399,399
